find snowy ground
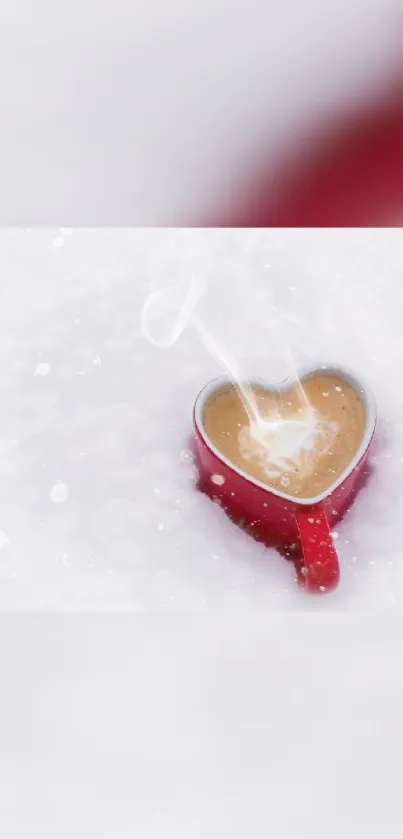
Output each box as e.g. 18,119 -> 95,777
1,227 -> 403,612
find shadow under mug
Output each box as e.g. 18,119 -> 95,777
192,363 -> 376,593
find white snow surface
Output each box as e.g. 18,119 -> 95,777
0,227 -> 402,612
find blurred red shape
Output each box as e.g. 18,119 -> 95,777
219,94 -> 403,227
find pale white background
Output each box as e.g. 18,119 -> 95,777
0,0 -> 402,222
2,2 -> 403,831
1,615 -> 402,838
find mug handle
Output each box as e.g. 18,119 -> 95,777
295,507 -> 340,593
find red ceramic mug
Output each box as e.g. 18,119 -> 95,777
193,364 -> 376,592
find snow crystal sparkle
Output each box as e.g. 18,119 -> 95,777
34,363 -> 51,377
50,483 -> 70,504
211,474 -> 226,486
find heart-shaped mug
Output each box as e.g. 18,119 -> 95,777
193,363 -> 376,592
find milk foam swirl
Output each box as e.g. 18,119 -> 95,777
238,407 -> 339,483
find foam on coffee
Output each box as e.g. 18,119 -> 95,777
202,375 -> 366,499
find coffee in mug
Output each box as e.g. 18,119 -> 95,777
202,375 -> 366,499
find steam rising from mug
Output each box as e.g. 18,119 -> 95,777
140,277 -> 337,480
141,276 -> 263,424
140,275 -> 205,349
